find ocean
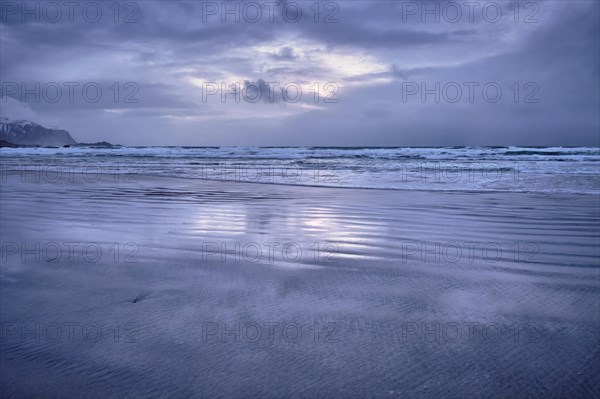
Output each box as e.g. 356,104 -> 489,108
1,146 -> 599,194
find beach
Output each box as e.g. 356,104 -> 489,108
1,169 -> 599,398
2,0 -> 598,394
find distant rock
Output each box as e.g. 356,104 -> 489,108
0,139 -> 19,148
73,141 -> 119,148
0,117 -> 77,146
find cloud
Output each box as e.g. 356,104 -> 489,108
0,96 -> 37,121
271,46 -> 297,60
0,0 -> 597,145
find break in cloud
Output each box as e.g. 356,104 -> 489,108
0,0 -> 598,146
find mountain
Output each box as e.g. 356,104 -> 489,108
0,117 -> 77,146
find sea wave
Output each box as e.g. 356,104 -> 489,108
1,146 -> 598,194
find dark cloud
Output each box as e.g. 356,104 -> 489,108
238,79 -> 286,104
271,46 -> 297,60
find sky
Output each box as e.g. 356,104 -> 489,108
0,0 -> 599,146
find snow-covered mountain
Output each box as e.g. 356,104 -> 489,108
0,117 -> 77,146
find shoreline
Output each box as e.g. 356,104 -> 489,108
1,168 -> 599,196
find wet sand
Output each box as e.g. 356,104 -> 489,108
1,173 -> 599,398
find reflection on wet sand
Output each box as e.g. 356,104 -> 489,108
1,173 -> 599,398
